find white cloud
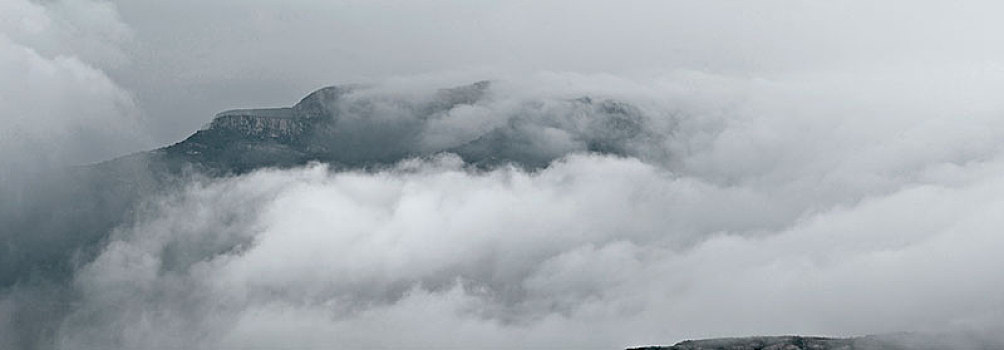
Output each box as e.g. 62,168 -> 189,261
4,1 -> 1004,349
0,0 -> 145,183
57,67 -> 1004,348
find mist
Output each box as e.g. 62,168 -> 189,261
4,1 -> 1004,349
25,72 -> 1004,349
59,152 -> 1004,348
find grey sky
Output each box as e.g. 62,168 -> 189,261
97,0 -> 1004,146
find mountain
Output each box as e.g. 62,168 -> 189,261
155,80 -> 654,173
4,81 -> 1000,350
2,81 -> 659,288
1,81 -> 663,347
629,333 -> 1004,350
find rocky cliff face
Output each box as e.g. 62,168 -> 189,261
208,112 -> 308,141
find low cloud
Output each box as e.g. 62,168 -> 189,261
5,1 -> 1004,349
54,70 -> 1004,348
0,2 -> 148,348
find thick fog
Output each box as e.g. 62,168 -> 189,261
44,74 -> 1004,349
4,1 -> 1004,349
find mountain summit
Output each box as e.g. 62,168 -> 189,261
159,81 -> 493,172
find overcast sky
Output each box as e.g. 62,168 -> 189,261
4,1 -> 1004,349
33,0 -> 1004,147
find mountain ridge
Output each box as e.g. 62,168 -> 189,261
628,333 -> 1004,350
1,80 -> 656,289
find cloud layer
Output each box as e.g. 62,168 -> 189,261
55,71 -> 1004,349
5,1 -> 1004,349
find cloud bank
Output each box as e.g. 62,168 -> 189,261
4,1 -> 1004,349
53,71 -> 1004,349
0,2 -> 148,348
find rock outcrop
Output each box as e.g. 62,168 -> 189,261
208,109 -> 306,140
